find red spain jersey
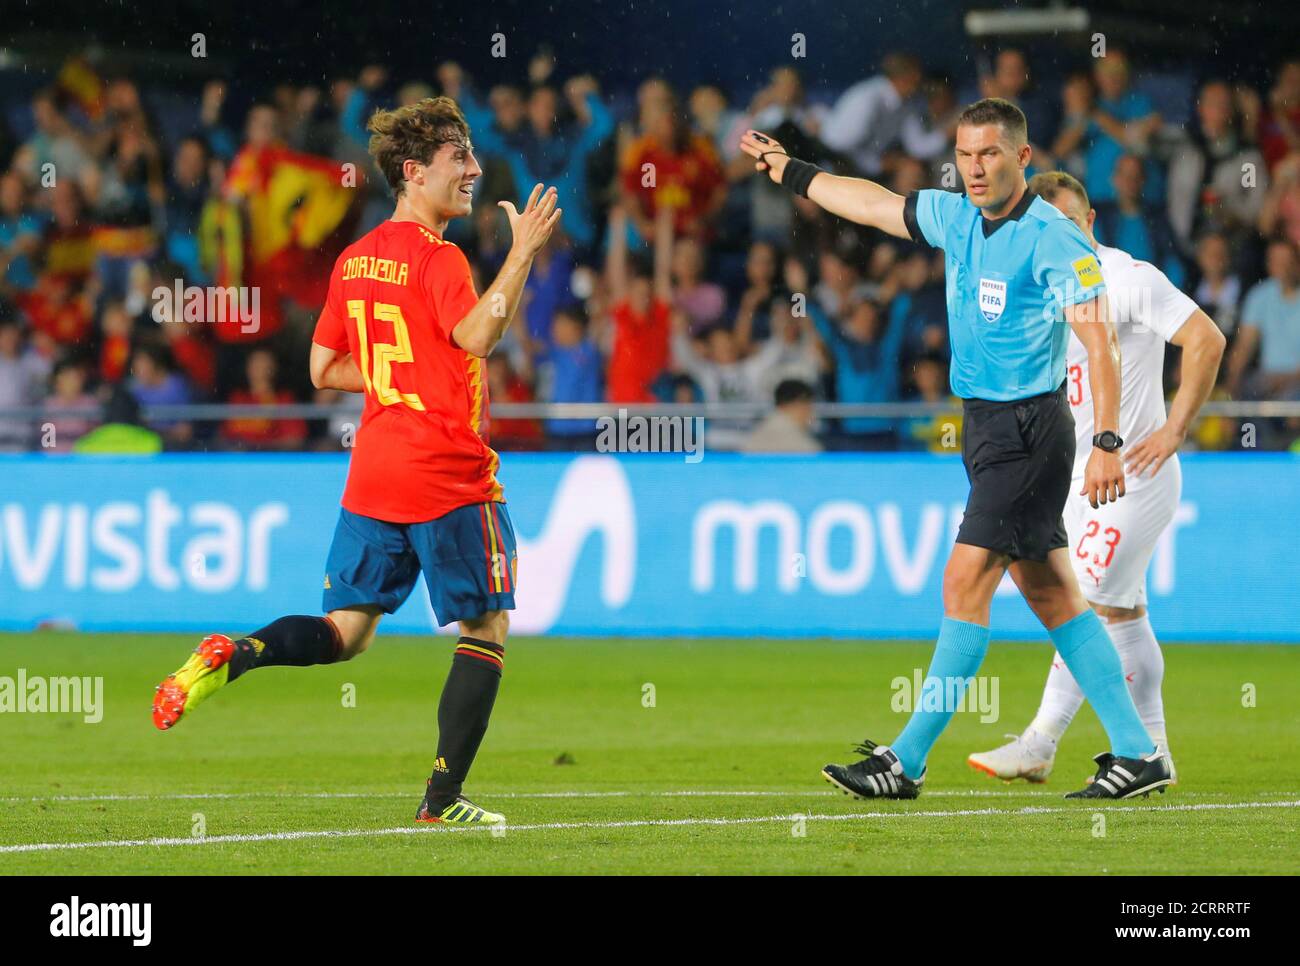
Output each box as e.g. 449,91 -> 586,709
313,220 -> 503,523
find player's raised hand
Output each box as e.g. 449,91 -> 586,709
499,183 -> 562,258
738,130 -> 789,185
1081,448 -> 1126,509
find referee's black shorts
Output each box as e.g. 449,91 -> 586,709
957,381 -> 1075,563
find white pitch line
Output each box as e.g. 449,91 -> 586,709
2,799 -> 1297,856
2,788 -> 1067,804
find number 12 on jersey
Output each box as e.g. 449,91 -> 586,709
347,299 -> 426,411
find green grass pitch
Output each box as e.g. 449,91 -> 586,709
1,632 -> 1296,875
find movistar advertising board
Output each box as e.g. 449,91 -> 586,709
0,453 -> 1294,641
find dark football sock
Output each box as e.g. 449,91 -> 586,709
227,616 -> 343,682
426,637 -> 505,802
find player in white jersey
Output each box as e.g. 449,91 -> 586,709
968,171 -> 1225,783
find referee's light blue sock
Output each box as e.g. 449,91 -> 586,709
891,617 -> 991,780
1049,610 -> 1154,759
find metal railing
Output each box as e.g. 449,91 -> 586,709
5,400 -> 1300,421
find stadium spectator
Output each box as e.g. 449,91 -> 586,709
220,347 -> 306,450
1,43 -> 1297,455
462,78 -> 528,208
620,90 -> 725,240
820,52 -> 925,177
96,299 -> 133,383
1058,50 -> 1163,206
1193,232 -> 1242,339
535,304 -> 603,444
129,342 -> 191,444
729,66 -> 827,245
813,248 -> 872,319
338,65 -> 390,152
733,240 -> 782,345
22,267 -> 95,348
453,64 -> 614,252
974,48 -> 1054,157
689,84 -> 743,161
81,80 -> 163,306
743,66 -> 826,144
198,80 -> 238,161
751,299 -> 823,401
164,136 -> 212,284
1050,72 -> 1095,174
903,351 -> 962,453
888,249 -> 949,364
1167,80 -> 1267,268
486,354 -> 544,449
36,180 -> 95,287
1226,239 -> 1300,399
1258,59 -> 1300,172
0,318 -> 46,449
41,357 -> 98,451
72,383 -> 162,453
0,170 -> 42,293
902,76 -> 962,166
88,79 -> 163,251
159,316 -> 216,398
740,378 -> 821,453
281,84 -> 339,156
670,308 -> 786,407
1094,154 -> 1185,287
603,206 -> 671,402
670,235 -> 727,334
14,89 -> 92,187
519,242 -> 575,351
1258,152 -> 1300,248
807,298 -> 908,448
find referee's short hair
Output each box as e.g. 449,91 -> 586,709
956,97 -> 1028,147
1028,170 -> 1091,211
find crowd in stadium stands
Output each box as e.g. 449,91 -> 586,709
2,46 -> 1300,454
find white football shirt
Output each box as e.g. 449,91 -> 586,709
1066,244 -> 1197,481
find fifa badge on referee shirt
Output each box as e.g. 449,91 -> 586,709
978,278 -> 1007,322
1071,254 -> 1102,288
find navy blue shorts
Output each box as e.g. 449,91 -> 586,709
322,502 -> 517,625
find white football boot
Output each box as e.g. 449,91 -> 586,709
967,729 -> 1057,783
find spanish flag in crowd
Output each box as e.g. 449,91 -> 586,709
202,145 -> 358,342
56,57 -> 105,121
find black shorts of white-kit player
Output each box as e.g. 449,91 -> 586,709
957,380 -> 1075,562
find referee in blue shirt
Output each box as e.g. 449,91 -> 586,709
741,98 -> 1170,800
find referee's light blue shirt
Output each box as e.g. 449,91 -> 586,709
905,187 -> 1106,402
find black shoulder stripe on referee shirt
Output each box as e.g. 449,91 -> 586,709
902,191 -> 933,249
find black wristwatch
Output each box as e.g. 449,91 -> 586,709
1092,430 -> 1124,452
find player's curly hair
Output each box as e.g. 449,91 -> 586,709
367,96 -> 471,197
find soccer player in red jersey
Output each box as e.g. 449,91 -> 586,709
151,97 -> 561,826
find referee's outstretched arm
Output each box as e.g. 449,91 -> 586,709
739,129 -> 910,239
